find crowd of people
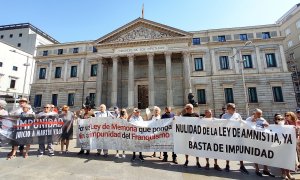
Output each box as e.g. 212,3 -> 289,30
0,98 -> 299,179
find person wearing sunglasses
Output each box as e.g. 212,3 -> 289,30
221,103 -> 248,174
37,104 -> 56,157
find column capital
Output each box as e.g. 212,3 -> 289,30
182,51 -> 190,57
147,52 -> 154,58
164,51 -> 172,57
127,54 -> 135,61
112,56 -> 119,62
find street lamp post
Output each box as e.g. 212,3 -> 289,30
231,41 -> 253,117
9,50 -> 31,98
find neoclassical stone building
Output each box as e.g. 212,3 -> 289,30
31,18 -> 296,118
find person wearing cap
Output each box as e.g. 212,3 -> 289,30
50,104 -> 58,114
221,103 -> 249,174
296,108 -> 300,120
95,104 -> 114,157
9,98 -> 33,157
0,100 -> 8,116
59,105 -> 74,154
37,104 -> 57,157
182,104 -> 201,168
78,105 -> 95,155
128,108 -> 145,162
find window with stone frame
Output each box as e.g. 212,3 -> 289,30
248,87 -> 258,103
224,88 -> 234,103
272,86 -> 284,102
265,53 -> 277,67
242,55 -> 253,68
219,56 -> 229,70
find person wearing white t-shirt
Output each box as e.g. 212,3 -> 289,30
9,98 -> 33,116
221,103 -> 249,174
128,108 -> 145,162
245,109 -> 275,177
147,106 -> 162,159
95,104 -> 113,157
37,104 -> 57,157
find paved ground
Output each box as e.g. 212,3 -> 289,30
0,138 -> 299,180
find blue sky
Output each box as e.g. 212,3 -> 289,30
0,0 -> 298,43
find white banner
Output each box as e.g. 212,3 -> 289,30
174,117 -> 297,170
77,117 -> 173,152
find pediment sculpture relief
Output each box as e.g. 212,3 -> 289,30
109,26 -> 174,43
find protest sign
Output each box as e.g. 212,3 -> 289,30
77,117 -> 173,152
0,114 -> 67,145
174,117 -> 296,170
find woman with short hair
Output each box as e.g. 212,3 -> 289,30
115,108 -> 128,158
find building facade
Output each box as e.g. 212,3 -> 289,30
31,18 -> 296,118
0,23 -> 58,105
277,3 -> 300,106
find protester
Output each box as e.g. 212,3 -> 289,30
112,106 -> 120,118
182,104 -> 201,168
78,105 -> 95,155
203,109 -> 222,171
161,107 -> 177,164
128,108 -> 145,162
37,104 -> 56,157
148,106 -> 162,159
20,104 -> 35,158
221,103 -> 249,174
50,104 -> 58,114
219,107 -> 226,118
9,97 -> 33,156
245,109 -> 275,177
284,111 -> 299,180
10,98 -> 33,115
95,104 -> 113,157
0,100 -> 8,116
115,108 -> 128,158
59,105 -> 74,154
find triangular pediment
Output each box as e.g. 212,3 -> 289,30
94,18 -> 191,44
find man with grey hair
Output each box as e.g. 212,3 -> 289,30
95,104 -> 114,157
0,100 -> 8,116
245,108 -> 274,177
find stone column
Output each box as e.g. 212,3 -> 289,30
210,49 -> 218,75
128,54 -> 134,108
47,60 -> 53,83
96,58 -> 103,106
233,48 -> 240,74
63,60 -> 69,81
33,61 -> 38,83
111,56 -> 118,107
255,46 -> 264,73
183,51 -> 192,103
279,45 -> 289,72
148,53 -> 155,107
165,52 -> 173,107
80,58 -> 85,81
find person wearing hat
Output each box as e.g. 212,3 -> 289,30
128,108 -> 145,162
0,100 -> 8,116
10,98 -> 33,116
78,105 -> 95,155
95,104 -> 113,157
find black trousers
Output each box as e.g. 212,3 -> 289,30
163,152 -> 177,160
132,152 -> 143,157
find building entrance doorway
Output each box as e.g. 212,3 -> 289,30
138,85 -> 149,109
